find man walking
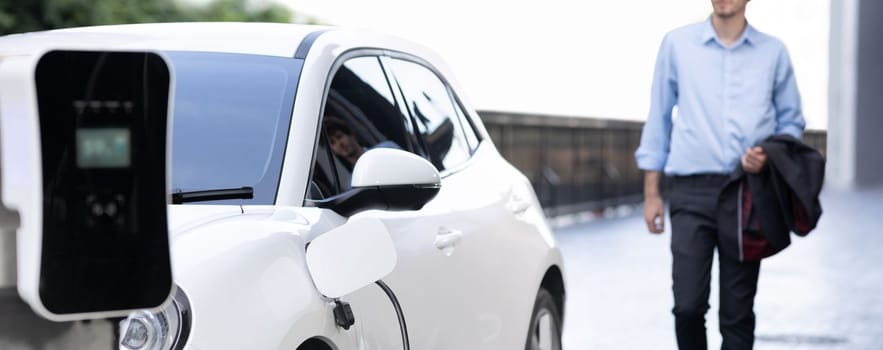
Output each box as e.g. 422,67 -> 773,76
635,0 -> 805,349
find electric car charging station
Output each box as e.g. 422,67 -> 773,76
0,49 -> 175,345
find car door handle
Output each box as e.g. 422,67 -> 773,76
434,228 -> 463,254
507,200 -> 531,215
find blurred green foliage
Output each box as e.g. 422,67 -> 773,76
0,0 -> 308,35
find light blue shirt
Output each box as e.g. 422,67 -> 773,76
635,19 -> 805,175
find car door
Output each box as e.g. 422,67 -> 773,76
384,56 -> 554,349
306,54 -> 465,350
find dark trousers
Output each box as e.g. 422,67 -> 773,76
669,175 -> 761,350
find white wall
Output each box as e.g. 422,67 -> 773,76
829,0 -> 883,188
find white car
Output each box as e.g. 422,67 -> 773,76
0,23 -> 565,350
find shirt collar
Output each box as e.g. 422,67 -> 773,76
702,17 -> 755,48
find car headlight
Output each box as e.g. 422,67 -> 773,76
119,286 -> 191,350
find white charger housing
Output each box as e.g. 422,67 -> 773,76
0,50 -> 175,321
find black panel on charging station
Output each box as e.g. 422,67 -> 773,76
34,51 -> 172,314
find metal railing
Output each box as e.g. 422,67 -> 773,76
479,110 -> 827,217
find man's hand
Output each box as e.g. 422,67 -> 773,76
741,146 -> 768,174
643,171 -> 665,234
644,195 -> 665,234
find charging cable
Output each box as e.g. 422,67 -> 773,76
375,280 -> 409,350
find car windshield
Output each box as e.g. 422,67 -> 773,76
166,51 -> 302,204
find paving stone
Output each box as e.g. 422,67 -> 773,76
555,188 -> 883,349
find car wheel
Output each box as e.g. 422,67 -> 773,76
524,288 -> 563,350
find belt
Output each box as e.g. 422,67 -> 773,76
670,173 -> 730,184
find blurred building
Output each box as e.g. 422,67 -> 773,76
828,0 -> 883,188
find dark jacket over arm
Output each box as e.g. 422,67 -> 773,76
718,135 -> 825,262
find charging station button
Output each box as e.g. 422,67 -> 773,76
83,194 -> 127,232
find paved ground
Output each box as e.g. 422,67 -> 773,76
555,187 -> 883,349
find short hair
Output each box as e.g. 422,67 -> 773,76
322,114 -> 353,136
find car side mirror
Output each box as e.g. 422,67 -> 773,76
309,148 -> 441,217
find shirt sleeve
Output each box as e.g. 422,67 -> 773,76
635,34 -> 678,171
772,45 -> 806,139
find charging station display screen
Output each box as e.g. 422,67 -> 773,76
76,128 -> 131,168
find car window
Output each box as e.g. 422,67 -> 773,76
308,56 -> 412,199
167,52 -> 300,204
450,95 -> 481,152
386,58 -> 471,171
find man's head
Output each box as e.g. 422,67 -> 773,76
711,0 -> 749,19
323,115 -> 363,162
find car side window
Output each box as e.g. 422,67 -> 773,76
308,56 -> 413,200
387,58 -> 472,172
450,95 -> 481,152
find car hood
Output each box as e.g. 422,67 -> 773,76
167,205 -> 243,238
166,205 -> 340,242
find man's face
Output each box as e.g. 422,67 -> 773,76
711,0 -> 748,18
328,129 -> 361,159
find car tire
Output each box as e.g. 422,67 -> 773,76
524,288 -> 563,350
